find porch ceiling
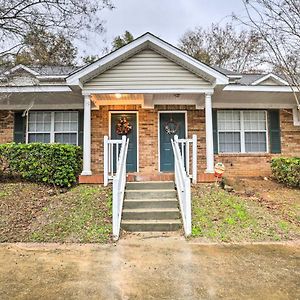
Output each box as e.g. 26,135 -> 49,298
90,93 -> 204,109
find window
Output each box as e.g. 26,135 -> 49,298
217,110 -> 268,153
27,111 -> 78,145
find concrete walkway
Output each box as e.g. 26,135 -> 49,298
0,235 -> 299,300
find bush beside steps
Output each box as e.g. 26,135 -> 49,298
0,143 -> 82,187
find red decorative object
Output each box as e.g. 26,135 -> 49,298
116,117 -> 132,135
214,162 -> 225,178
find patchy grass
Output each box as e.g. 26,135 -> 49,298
192,182 -> 300,242
0,182 -> 112,243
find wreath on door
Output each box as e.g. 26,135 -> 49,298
116,116 -> 133,135
164,116 -> 179,135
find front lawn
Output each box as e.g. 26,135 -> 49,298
0,183 -> 112,243
192,179 -> 300,242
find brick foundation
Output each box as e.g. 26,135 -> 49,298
0,111 -> 14,143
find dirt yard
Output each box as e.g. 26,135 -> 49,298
192,177 -> 300,242
0,182 -> 112,243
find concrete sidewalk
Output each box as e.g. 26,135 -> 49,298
0,235 -> 299,299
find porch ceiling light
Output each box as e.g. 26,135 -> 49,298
115,93 -> 122,99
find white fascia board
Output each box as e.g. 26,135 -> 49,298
67,33 -> 229,86
213,102 -> 295,109
223,85 -> 297,92
251,73 -> 289,86
36,75 -> 67,79
82,88 -> 215,95
4,64 -> 40,76
0,86 -> 72,93
0,103 -> 83,110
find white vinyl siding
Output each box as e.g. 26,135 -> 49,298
218,110 -> 268,153
84,49 -> 210,90
27,111 -> 78,145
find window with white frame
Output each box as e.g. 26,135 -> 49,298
27,111 -> 78,145
217,110 -> 268,153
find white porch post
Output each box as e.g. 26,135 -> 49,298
205,92 -> 214,173
81,94 -> 92,175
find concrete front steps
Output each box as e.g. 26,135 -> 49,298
121,182 -> 182,232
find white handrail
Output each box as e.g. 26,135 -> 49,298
175,134 -> 197,184
112,135 -> 129,240
104,136 -> 124,186
171,136 -> 192,236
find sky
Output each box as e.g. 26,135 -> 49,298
76,0 -> 246,59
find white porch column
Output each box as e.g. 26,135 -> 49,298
81,94 -> 92,175
205,92 -> 214,173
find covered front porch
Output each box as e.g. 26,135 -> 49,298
79,91 -> 216,184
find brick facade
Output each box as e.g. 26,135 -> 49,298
90,107 -> 299,180
214,109 -> 300,178
91,105 -> 207,175
0,108 -> 299,181
0,111 -> 14,144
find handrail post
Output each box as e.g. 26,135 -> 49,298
112,177 -> 118,239
185,177 -> 192,235
192,134 -> 197,184
104,135 -> 109,186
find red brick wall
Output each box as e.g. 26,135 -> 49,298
90,107 -> 299,179
91,105 -> 206,175
214,109 -> 300,178
281,109 -> 300,156
0,111 -> 14,143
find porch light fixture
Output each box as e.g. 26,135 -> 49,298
115,93 -> 122,99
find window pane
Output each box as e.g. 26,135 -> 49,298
28,133 -> 50,143
244,111 -> 266,131
28,112 -> 51,133
218,111 -> 240,130
54,112 -> 78,132
55,133 -> 77,145
219,132 -> 241,152
245,132 -> 267,152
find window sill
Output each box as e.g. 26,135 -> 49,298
216,152 -> 271,157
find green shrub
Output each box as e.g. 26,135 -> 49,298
271,157 -> 300,188
0,143 -> 82,187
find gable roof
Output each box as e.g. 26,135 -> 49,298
251,73 -> 289,86
66,32 -> 229,86
0,65 -> 79,78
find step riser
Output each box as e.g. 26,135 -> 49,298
123,200 -> 178,209
121,223 -> 181,232
126,182 -> 175,190
122,211 -> 180,220
125,191 -> 177,199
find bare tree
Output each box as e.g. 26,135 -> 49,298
179,23 -> 265,73
0,0 -> 114,60
235,0 -> 300,110
15,27 -> 77,66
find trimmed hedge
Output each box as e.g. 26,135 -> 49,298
271,157 -> 300,188
0,143 -> 82,187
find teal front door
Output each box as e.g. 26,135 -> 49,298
159,112 -> 186,172
111,113 -> 137,172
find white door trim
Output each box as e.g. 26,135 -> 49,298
158,110 -> 188,172
109,111 -> 139,172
